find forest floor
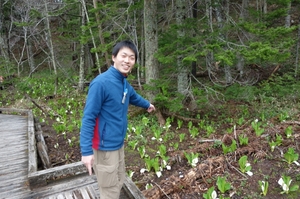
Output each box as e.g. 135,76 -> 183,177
40,106 -> 300,199
1,77 -> 300,199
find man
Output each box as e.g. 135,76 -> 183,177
80,40 -> 155,199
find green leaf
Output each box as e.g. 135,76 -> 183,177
217,176 -> 231,193
289,185 -> 299,192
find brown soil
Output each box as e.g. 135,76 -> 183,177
40,109 -> 300,199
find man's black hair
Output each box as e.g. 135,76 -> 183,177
112,40 -> 138,63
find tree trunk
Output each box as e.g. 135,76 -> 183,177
205,0 -> 214,72
129,1 -> 143,90
78,1 -> 86,92
191,2 -> 197,77
240,0 -> 249,20
144,0 -> 159,102
176,0 -> 189,95
0,2 -> 9,66
263,0 -> 267,14
44,0 -> 58,96
80,0 -> 101,74
92,0 -> 110,68
285,0 -> 292,28
295,16 -> 300,77
144,0 -> 165,126
27,38 -> 35,76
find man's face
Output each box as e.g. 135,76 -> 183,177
112,47 -> 136,74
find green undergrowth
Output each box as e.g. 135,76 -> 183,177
1,70 -> 300,198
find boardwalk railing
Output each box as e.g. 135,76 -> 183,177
0,108 -> 145,199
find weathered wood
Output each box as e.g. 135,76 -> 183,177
34,117 -> 52,169
28,110 -> 38,174
37,142 -> 52,169
28,174 -> 99,198
0,112 -> 29,199
0,148 -> 27,157
0,110 -> 144,199
0,161 -> 28,174
0,176 -> 28,191
123,176 -> 146,199
28,161 -> 88,188
0,107 -> 30,114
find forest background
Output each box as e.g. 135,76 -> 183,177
1,0 -> 300,199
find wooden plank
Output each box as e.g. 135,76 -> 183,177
0,175 -> 28,186
65,191 -> 76,199
28,162 -> 88,188
56,194 -> 65,199
79,187 -> 91,199
26,174 -> 98,198
0,187 -> 29,198
0,111 -> 31,199
27,110 -> 38,174
0,110 -> 142,199
0,135 -> 27,141
0,140 -> 28,148
123,176 -> 146,199
0,127 -> 27,132
0,166 -> 27,176
0,107 -> 30,113
0,180 -> 29,196
86,185 -> 99,199
0,149 -> 27,157
0,153 -> 28,162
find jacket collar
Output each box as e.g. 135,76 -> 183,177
110,66 -> 127,80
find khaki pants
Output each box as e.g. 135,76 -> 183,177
93,146 -> 125,199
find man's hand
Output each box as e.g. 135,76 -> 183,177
81,155 -> 94,175
147,104 -> 156,113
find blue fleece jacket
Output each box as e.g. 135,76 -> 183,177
80,66 -> 150,156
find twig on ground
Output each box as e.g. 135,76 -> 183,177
199,139 -> 221,143
225,157 -> 248,180
153,182 -> 171,199
283,121 -> 300,125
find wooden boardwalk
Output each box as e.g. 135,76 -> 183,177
0,109 -> 145,199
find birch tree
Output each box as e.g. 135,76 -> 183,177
285,0 -> 292,28
78,1 -> 86,92
43,0 -> 58,95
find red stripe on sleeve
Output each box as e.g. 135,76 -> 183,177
92,118 -> 100,149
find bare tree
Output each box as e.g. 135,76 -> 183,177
78,0 -> 86,92
80,0 -> 101,73
43,0 -> 58,95
240,0 -> 249,20
9,1 -> 31,76
285,0 -> 292,28
92,0 -> 110,69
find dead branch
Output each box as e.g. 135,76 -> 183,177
283,121 -> 300,125
199,139 -> 221,143
25,93 -> 48,116
268,65 -> 280,78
